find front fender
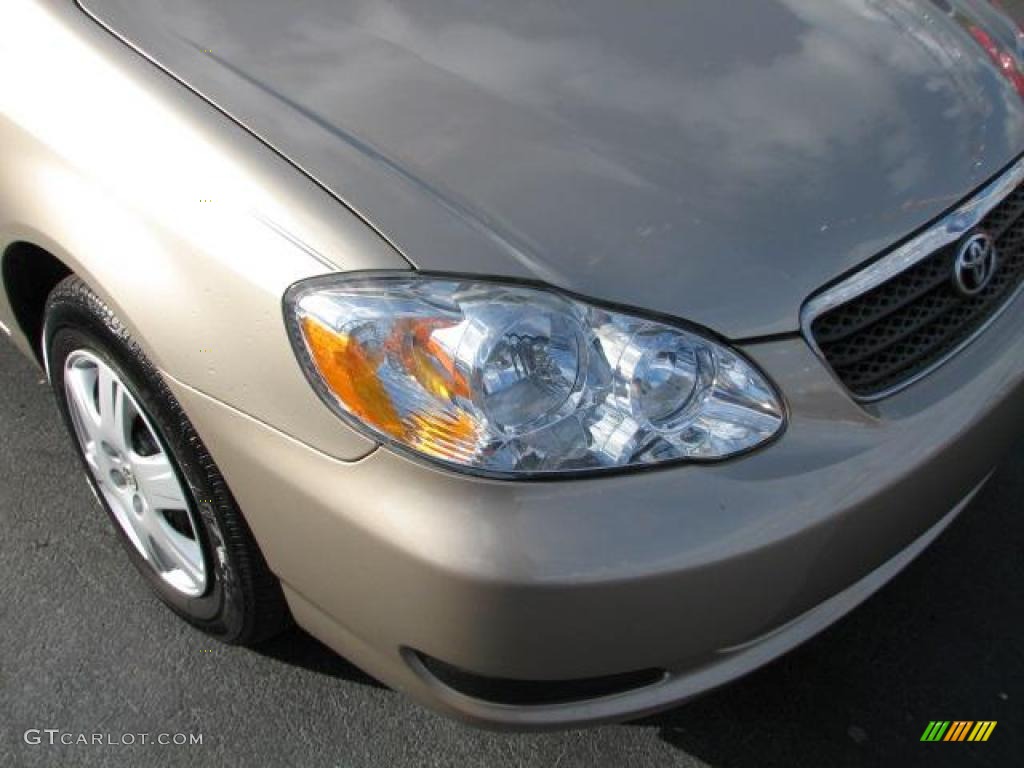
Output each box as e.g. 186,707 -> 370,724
0,0 -> 407,460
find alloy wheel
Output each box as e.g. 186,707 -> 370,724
63,349 -> 208,597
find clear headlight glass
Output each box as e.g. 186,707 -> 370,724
285,275 -> 784,478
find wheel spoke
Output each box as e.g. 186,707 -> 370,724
83,441 -> 103,477
111,379 -> 133,454
134,454 -> 188,507
97,364 -> 132,453
95,362 -> 116,433
111,498 -> 150,558
154,523 -> 206,589
65,366 -> 103,444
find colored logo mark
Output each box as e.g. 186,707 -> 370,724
920,721 -> 997,742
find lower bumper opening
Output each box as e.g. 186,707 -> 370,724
414,652 -> 666,707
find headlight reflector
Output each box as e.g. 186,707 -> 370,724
286,275 -> 784,477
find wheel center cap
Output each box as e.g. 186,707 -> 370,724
122,466 -> 137,491
110,465 -> 138,492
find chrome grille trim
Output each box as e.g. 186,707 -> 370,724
801,157 -> 1024,402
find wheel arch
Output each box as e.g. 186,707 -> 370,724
2,240 -> 73,365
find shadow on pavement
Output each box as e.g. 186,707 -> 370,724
255,628 -> 388,690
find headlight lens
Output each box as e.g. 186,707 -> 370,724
286,275 -> 784,477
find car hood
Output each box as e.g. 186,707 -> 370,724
81,0 -> 1024,337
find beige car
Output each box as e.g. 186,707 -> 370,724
2,0 -> 1023,729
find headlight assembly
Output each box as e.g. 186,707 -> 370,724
285,275 -> 784,478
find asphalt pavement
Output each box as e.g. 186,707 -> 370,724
0,337 -> 1021,768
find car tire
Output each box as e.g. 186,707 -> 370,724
44,275 -> 291,645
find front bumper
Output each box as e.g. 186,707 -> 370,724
167,288 -> 1023,729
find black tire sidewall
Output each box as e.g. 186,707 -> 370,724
45,294 -> 247,638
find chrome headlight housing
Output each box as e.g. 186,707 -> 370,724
285,274 -> 784,478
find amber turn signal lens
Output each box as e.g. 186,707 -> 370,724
299,315 -> 480,461
300,316 -> 406,439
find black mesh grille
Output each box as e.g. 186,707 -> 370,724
810,185 -> 1024,399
